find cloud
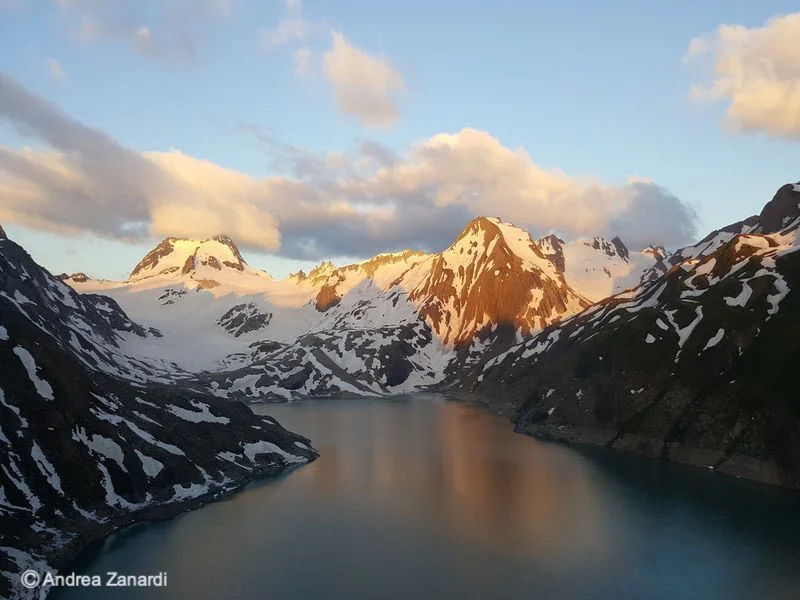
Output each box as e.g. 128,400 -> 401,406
0,71 -> 281,250
293,46 -> 312,76
54,0 -> 236,63
259,0 -> 323,51
260,16 -> 316,49
259,3 -> 407,127
0,71 -> 696,261
46,58 -> 66,81
607,182 -> 697,250
322,32 -> 405,128
684,12 -> 800,139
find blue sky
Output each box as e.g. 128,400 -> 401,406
0,0 -> 798,279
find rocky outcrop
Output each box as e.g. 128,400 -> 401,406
130,237 -> 179,279
538,234 -> 566,272
218,303 -> 272,337
57,272 -> 90,283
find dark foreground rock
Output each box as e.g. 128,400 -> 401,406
458,183 -> 800,488
0,235 -> 318,600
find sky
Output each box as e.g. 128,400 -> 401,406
0,0 -> 798,280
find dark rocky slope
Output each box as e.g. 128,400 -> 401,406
458,183 -> 800,487
0,235 -> 318,600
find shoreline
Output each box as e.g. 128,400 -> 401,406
12,460 -> 316,600
445,388 -> 800,491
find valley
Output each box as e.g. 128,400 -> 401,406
2,183 -> 800,599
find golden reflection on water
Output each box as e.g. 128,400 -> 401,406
59,396 -> 800,600
262,398 -> 621,560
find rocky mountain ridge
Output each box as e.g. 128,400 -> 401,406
457,182 -> 800,487
59,216 -> 667,401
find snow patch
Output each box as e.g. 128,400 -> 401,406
31,443 -> 63,494
12,346 -> 55,400
724,282 -> 753,308
73,428 -> 127,472
167,401 -> 230,424
134,450 -> 164,478
242,441 -> 305,465
703,328 -> 725,351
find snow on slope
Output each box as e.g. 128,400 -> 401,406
538,234 -> 669,302
70,246 -> 432,373
62,217 -> 665,396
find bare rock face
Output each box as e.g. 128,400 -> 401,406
58,272 -> 90,283
610,236 -> 630,260
130,237 -> 179,279
538,234 -> 566,272
0,223 -> 6,240
754,182 -> 800,234
218,303 -> 273,337
405,217 -> 588,347
315,284 -> 342,312
459,183 -> 800,488
213,235 -> 247,271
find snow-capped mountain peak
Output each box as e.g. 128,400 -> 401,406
399,216 -> 587,346
128,235 -> 271,286
535,233 -> 668,302
307,260 -> 337,284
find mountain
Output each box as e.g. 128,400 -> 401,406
458,183 -> 800,487
58,217 -> 694,403
9,183 -> 800,493
127,235 -> 272,290
64,217 -> 607,400
0,232 -> 317,600
538,234 -> 669,302
400,217 -> 588,347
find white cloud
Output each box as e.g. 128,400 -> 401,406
46,58 -> 66,81
0,71 -> 696,259
322,32 -> 405,128
260,16 -> 315,49
55,0 -> 236,63
259,3 -> 407,127
293,46 -> 312,76
685,12 -> 800,139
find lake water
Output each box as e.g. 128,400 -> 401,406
54,395 -> 800,600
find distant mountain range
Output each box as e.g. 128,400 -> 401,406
56,216 -> 666,399
2,182 -> 799,598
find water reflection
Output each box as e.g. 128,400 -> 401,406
54,395 -> 800,600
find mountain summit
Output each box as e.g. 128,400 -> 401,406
402,216 -> 588,346
129,235 -> 271,288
